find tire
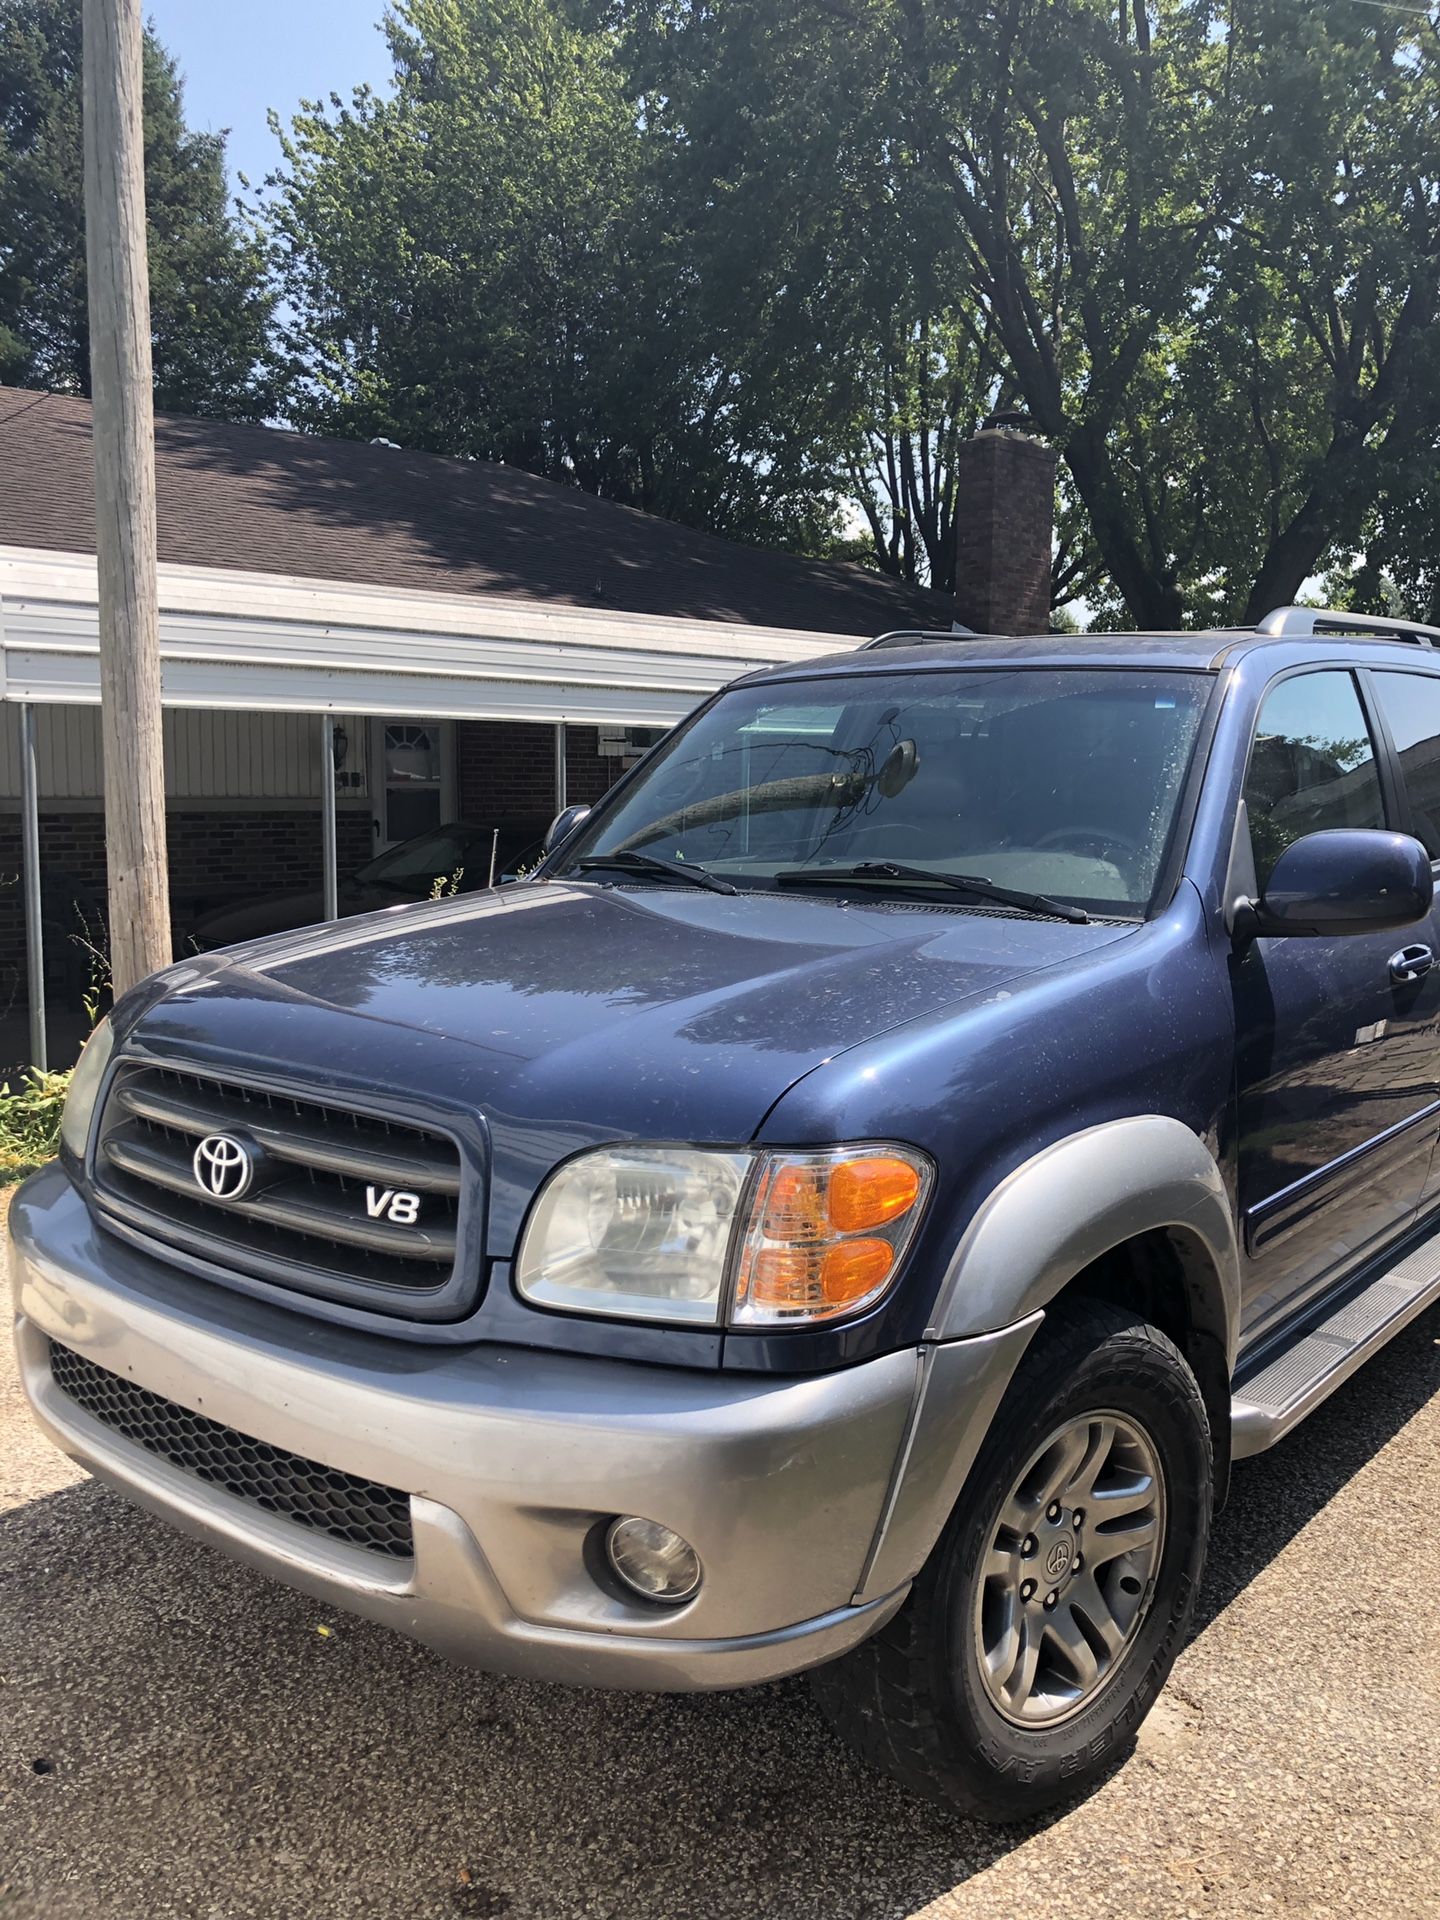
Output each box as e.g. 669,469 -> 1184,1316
810,1297 -> 1212,1822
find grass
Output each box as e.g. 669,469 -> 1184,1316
0,1067 -> 72,1184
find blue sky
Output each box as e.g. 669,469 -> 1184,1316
145,2 -> 395,193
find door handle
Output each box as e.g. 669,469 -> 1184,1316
1389,943 -> 1434,984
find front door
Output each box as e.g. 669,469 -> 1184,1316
1234,667 -> 1440,1342
1367,664 -> 1440,1213
369,719 -> 454,849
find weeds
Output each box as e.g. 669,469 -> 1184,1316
0,1066 -> 72,1183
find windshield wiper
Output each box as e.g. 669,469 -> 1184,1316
574,851 -> 739,896
773,861 -> 1089,924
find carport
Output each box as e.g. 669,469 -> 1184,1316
0,543 -> 865,1068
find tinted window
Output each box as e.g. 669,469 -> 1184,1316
562,668 -> 1212,915
1245,671 -> 1384,885
355,826 -> 484,890
1372,671 -> 1440,859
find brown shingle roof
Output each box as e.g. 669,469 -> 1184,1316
0,386 -> 953,637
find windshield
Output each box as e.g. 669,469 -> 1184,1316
354,825 -> 490,892
558,667 -> 1212,916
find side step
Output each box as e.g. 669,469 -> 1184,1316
1231,1236 -> 1440,1458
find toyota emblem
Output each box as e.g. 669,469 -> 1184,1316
192,1133 -> 254,1201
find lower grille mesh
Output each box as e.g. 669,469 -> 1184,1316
49,1342 -> 414,1561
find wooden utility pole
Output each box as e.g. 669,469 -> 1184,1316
82,0 -> 171,996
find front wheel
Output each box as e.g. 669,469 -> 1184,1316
810,1299 -> 1212,1822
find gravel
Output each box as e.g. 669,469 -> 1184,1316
3,1223 -> 1437,1920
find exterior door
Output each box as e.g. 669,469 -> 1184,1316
369,719 -> 454,849
1367,665 -> 1440,1213
1234,668 -> 1440,1342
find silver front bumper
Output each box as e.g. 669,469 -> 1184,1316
12,1164 -> 1038,1689
13,1165 -> 937,1688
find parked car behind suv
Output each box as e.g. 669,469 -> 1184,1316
14,608 -> 1440,1820
186,817 -> 550,950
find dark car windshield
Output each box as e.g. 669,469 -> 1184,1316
557,667 -> 1212,916
354,825 -> 491,893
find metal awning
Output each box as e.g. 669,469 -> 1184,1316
0,545 -> 861,1069
0,547 -> 855,723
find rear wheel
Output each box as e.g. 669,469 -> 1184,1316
811,1299 -> 1212,1821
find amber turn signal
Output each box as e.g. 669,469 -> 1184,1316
829,1156 -> 923,1233
746,1238 -> 896,1316
731,1145 -> 932,1327
762,1154 -> 923,1241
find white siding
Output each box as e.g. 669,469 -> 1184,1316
0,706 -> 370,802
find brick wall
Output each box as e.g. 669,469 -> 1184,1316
455,720 -> 558,819
566,728 -> 627,806
455,721 -> 621,817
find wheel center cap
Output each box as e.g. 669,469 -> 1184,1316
1043,1534 -> 1075,1582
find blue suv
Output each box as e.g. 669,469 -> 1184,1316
13,605 -> 1440,1820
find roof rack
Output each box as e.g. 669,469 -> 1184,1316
864,623 -> 981,650
1256,605 -> 1440,648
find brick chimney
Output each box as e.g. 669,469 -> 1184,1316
952,421 -> 1057,635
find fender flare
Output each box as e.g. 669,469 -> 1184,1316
927,1115 -> 1239,1366
853,1117 -> 1238,1603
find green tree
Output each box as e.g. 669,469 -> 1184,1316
0,0 -> 276,417
611,0 -> 1004,585
620,0 -> 1440,624
893,0 -> 1440,626
263,0 -> 845,548
1321,437 -> 1440,628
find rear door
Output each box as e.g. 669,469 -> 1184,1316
1234,667 -> 1440,1341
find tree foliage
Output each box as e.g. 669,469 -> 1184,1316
609,0 -> 1440,624
262,0 -> 847,547
0,0 -> 276,416
15,0 -> 1435,623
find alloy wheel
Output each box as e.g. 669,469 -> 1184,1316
972,1410 -> 1166,1728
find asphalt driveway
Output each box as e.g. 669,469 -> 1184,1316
2,1228 -> 1437,1920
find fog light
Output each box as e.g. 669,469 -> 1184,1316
605,1517 -> 702,1605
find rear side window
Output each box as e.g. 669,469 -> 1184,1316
1244,670 -> 1384,885
1371,671 -> 1440,860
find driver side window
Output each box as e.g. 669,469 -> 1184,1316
1244,671 -> 1385,887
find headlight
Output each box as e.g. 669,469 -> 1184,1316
516,1146 -> 751,1324
59,1015 -> 115,1161
515,1142 -> 931,1329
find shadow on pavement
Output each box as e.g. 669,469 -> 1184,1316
1,1303 -> 1436,1920
1194,1298 -> 1440,1631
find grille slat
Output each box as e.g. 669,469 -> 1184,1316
104,1134 -> 458,1261
114,1079 -> 461,1193
48,1341 -> 414,1560
94,1065 -> 464,1303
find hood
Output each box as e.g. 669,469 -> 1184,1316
131,881 -> 1133,1251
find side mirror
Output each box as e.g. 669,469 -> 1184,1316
543,803 -> 592,857
1246,829 -> 1433,939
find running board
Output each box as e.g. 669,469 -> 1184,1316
1231,1236 -> 1440,1458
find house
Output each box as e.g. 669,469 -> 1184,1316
0,385 -> 1054,1063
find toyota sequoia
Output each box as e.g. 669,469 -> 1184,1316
14,605 -> 1440,1819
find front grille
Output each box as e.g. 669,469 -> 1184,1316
49,1341 -> 414,1560
94,1064 -> 463,1305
